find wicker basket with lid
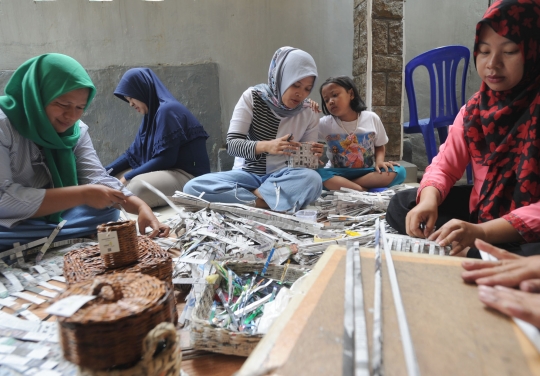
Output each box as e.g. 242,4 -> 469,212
55,273 -> 175,370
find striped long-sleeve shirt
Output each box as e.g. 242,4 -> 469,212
226,89 -> 319,175
0,110 -> 131,229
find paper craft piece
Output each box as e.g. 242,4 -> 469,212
2,272 -> 24,292
0,311 -> 40,332
288,142 -> 319,169
0,345 -> 15,354
0,282 -> 8,298
47,263 -> 63,276
18,310 -> 42,322
38,281 -> 64,292
0,297 -> 17,308
11,292 -> 46,305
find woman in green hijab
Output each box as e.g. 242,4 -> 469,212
0,53 -> 169,250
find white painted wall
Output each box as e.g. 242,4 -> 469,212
0,0 -> 353,142
403,0 -> 488,119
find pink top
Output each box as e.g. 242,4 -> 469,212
418,107 -> 540,242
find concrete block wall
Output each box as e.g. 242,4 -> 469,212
353,0 -> 403,162
370,0 -> 403,161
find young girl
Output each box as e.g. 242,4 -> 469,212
317,76 -> 405,191
184,46 -> 324,212
106,68 -> 211,208
0,54 -> 168,250
387,0 -> 540,257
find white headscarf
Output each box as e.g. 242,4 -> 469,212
252,46 -> 318,118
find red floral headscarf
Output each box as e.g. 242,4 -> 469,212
463,0 -> 540,238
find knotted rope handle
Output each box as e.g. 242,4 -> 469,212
91,281 -> 124,302
142,322 -> 179,363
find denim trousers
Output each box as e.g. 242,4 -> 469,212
183,167 -> 322,212
0,205 -> 119,251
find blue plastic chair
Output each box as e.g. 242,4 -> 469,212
403,45 -> 473,184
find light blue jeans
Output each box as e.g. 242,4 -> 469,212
0,205 -> 119,251
183,167 -> 322,212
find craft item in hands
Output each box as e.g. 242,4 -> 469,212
97,220 -> 138,268
288,142 -> 319,169
52,273 -> 175,370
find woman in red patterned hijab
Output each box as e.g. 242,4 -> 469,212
387,0 -> 540,256
464,0 -> 540,226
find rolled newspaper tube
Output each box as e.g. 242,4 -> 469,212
216,288 -> 239,330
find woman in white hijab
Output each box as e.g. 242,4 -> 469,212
184,46 -> 324,212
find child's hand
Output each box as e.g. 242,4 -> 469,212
375,160 -> 400,174
307,98 -> 321,113
309,142 -> 324,157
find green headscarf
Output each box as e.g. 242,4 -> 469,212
0,53 -> 96,222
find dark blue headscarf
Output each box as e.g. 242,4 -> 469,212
114,68 -> 209,168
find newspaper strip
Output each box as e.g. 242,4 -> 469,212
352,240 -> 369,376
342,240 -> 355,376
371,218 -> 383,376
381,222 -> 420,376
36,220 -> 67,263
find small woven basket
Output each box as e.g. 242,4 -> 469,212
97,220 -> 139,268
190,260 -> 308,357
56,273 -> 176,370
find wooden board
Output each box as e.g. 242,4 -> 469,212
239,246 -> 540,376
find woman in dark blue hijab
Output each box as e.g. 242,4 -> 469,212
106,68 -> 210,207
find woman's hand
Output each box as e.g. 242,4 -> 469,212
123,196 -> 170,238
257,134 -> 299,155
405,187 -> 439,239
35,185 -> 128,218
309,142 -> 324,157
307,98 -> 321,113
429,219 -> 486,256
137,206 -> 170,238
375,160 -> 400,174
82,185 -> 127,209
119,176 -> 127,185
478,285 -> 540,329
460,239 -> 540,290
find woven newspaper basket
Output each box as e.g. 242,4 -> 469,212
190,260 -> 308,357
77,322 -> 184,376
96,220 -> 139,268
56,273 -> 176,370
63,235 -> 173,287
63,235 -> 177,323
